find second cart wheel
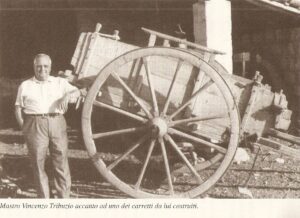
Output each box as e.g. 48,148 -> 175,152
82,47 -> 240,198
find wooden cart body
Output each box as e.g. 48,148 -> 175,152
68,26 -> 290,142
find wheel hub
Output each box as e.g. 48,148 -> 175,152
151,117 -> 168,137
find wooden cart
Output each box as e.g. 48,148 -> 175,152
61,23 -> 300,198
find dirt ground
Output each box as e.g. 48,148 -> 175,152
1,129 -> 300,199
1,108 -> 300,199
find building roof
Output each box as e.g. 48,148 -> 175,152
244,0 -> 300,16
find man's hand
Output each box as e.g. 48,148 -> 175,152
15,105 -> 24,130
57,88 -> 87,112
79,88 -> 88,97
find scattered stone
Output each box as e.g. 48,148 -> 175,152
233,148 -> 250,164
238,187 -> 253,198
7,183 -> 17,188
254,173 -> 260,179
15,189 -> 37,198
197,157 -> 205,163
177,142 -> 193,149
275,158 -> 285,164
267,151 -> 277,156
1,179 -> 9,184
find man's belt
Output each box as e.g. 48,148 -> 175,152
25,113 -> 61,117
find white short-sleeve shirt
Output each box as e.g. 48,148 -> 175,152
15,76 -> 78,114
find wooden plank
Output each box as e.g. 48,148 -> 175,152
256,137 -> 300,160
240,84 -> 259,136
240,84 -> 276,137
142,27 -> 226,55
98,89 -> 228,142
267,128 -> 300,145
148,34 -> 157,46
101,75 -> 228,121
74,33 -> 92,76
78,33 -> 98,79
71,32 -> 85,68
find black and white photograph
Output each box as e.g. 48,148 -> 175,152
0,0 -> 300,217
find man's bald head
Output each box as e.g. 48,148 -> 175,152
34,54 -> 52,66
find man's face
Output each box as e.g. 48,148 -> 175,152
34,56 -> 51,81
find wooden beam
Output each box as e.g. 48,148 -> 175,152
255,137 -> 300,160
267,128 -> 300,145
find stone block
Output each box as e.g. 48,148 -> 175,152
276,29 -> 291,42
296,71 -> 300,82
282,46 -> 291,59
296,42 -> 300,55
289,59 -> 296,72
269,44 -> 283,56
292,42 -> 299,55
290,28 -> 300,41
288,42 -> 296,56
264,29 -> 275,42
252,32 -> 264,45
296,72 -> 300,83
295,27 -> 300,38
285,71 -> 296,84
288,96 -> 297,109
241,34 -> 251,47
275,29 -> 283,42
295,61 -> 300,71
294,85 -> 300,97
280,57 -> 289,70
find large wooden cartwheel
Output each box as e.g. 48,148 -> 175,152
82,47 -> 240,198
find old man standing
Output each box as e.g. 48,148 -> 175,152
15,53 -> 82,198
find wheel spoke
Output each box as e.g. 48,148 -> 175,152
162,59 -> 183,115
164,134 -> 203,184
168,128 -> 227,154
169,112 -> 228,127
93,126 -> 148,140
134,139 -> 156,190
143,58 -> 159,116
159,138 -> 174,195
111,71 -> 153,119
107,134 -> 149,171
128,58 -> 143,88
169,79 -> 213,119
93,100 -> 148,123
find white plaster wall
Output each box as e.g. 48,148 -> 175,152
206,0 -> 233,74
193,0 -> 233,74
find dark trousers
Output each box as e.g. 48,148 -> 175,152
23,115 -> 71,198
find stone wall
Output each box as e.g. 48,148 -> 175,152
235,28 -> 300,133
0,78 -> 23,128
